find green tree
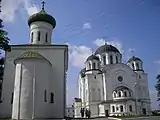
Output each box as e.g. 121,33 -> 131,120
155,74 -> 160,101
0,19 -> 11,52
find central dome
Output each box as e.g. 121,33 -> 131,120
28,10 -> 56,28
95,44 -> 120,55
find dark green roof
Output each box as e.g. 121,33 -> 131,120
127,56 -> 142,63
86,55 -> 99,61
14,51 -> 51,64
95,44 -> 120,55
28,10 -> 56,28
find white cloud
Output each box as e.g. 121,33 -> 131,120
83,23 -> 92,29
128,48 -> 135,53
154,60 -> 160,65
150,90 -> 160,110
0,0 -> 39,23
93,38 -> 123,53
67,43 -> 92,68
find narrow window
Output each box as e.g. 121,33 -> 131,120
0,91 -> 2,102
112,106 -> 115,112
45,33 -> 48,42
50,93 -> 54,103
38,31 -> 40,41
116,56 -> 118,63
118,91 -> 121,97
31,32 -> 33,42
103,56 -> 106,65
44,90 -> 47,102
129,105 -> 132,112
93,63 -> 96,69
136,63 -> 139,69
94,75 -> 96,79
124,91 -> 127,97
114,93 -> 116,98
120,105 -> 123,112
88,63 -> 91,69
129,91 -> 132,97
11,92 -> 13,104
132,63 -> 134,69
0,83 -> 2,90
110,55 -> 113,64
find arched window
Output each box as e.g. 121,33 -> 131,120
38,31 -> 40,41
112,106 -> 115,112
132,63 -> 134,69
50,93 -> 54,103
88,63 -> 91,69
31,32 -> 33,42
118,91 -> 121,97
136,63 -> 139,69
124,91 -> 127,97
120,105 -> 123,112
45,33 -> 48,42
116,56 -> 118,63
129,91 -> 132,97
129,105 -> 132,112
103,56 -> 106,65
44,90 -> 47,102
93,63 -> 96,69
113,92 -> 116,98
110,55 -> 113,64
11,92 -> 13,104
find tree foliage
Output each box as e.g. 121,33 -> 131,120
155,74 -> 160,101
0,19 -> 11,52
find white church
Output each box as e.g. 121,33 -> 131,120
0,2 -> 68,120
74,44 -> 151,117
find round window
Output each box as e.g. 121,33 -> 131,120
118,76 -> 123,82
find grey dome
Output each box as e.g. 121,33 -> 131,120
127,56 -> 142,63
86,55 -> 99,61
95,44 -> 120,55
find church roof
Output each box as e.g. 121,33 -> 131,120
86,54 -> 99,61
14,51 -> 51,64
95,44 -> 120,55
127,56 -> 142,63
28,9 -> 56,28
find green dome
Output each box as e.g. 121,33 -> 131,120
14,51 -> 51,64
127,56 -> 142,63
28,10 -> 56,28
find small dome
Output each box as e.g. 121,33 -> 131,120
86,55 -> 99,61
14,51 -> 51,64
80,68 -> 86,77
28,10 -> 56,28
95,44 -> 120,55
127,56 -> 142,63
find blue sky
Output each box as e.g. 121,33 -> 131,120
1,0 -> 160,109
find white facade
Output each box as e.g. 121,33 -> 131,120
0,6 -> 68,120
75,45 -> 151,117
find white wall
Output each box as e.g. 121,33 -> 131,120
0,45 -> 68,119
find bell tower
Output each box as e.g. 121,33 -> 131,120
28,1 -> 56,45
